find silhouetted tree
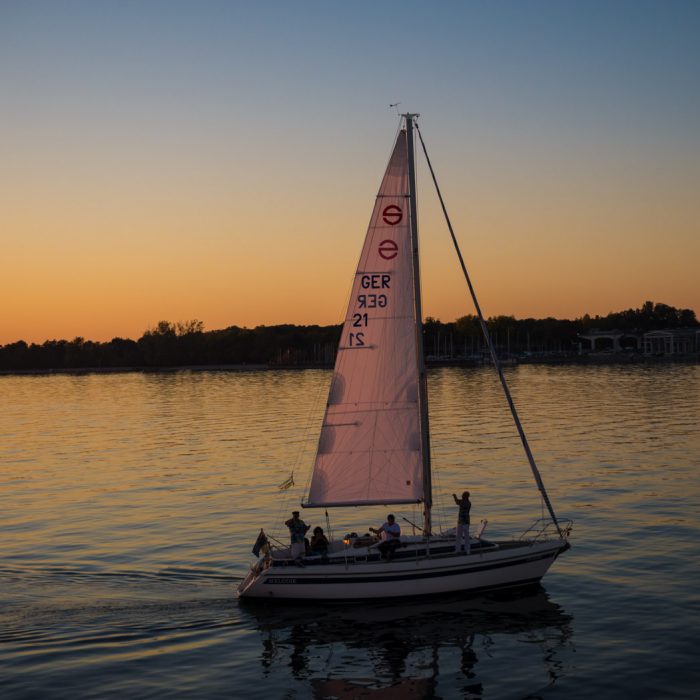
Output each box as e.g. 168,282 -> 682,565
1,302 -> 696,371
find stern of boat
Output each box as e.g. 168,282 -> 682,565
237,557 -> 268,598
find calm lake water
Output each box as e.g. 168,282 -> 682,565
1,365 -> 699,699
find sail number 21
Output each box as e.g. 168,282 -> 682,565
348,274 -> 391,347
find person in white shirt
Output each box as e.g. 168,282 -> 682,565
370,514 -> 401,560
284,510 -> 310,559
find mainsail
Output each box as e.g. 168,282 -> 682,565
305,129 -> 425,507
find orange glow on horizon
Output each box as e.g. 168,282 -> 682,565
3,146 -> 697,346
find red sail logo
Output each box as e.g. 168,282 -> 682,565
378,240 -> 399,260
382,205 -> 403,226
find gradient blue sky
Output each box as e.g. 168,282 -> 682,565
2,1 -> 699,343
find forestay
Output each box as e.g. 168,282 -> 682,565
305,129 -> 424,507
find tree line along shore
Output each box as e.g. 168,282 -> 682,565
1,301 -> 698,374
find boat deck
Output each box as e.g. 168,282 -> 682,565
267,538 -> 532,568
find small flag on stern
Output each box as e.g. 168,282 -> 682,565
252,529 -> 268,557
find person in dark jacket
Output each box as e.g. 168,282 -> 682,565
453,491 -> 471,553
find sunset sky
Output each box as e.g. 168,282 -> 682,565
2,1 -> 699,345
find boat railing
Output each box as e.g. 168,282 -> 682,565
265,534 -> 500,568
518,518 -> 573,543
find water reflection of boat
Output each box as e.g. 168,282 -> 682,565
240,586 -> 573,697
311,677 -> 433,699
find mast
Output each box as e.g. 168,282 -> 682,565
404,113 -> 433,534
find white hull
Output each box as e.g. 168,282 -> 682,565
237,538 -> 568,601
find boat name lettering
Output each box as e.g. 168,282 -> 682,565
266,577 -> 297,584
357,294 -> 387,309
361,274 -> 391,289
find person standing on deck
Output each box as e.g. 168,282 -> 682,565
285,511 -> 310,559
453,491 -> 471,553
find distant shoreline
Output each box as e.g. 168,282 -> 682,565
3,302 -> 698,375
2,353 -> 698,377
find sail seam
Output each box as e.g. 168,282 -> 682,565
343,314 -> 412,321
316,448 -> 419,455
324,405 -> 417,412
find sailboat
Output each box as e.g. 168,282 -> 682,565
238,114 -> 571,601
